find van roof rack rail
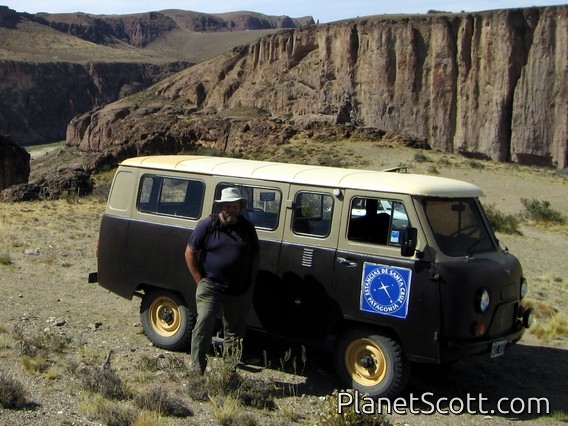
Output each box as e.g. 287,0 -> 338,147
381,166 -> 408,173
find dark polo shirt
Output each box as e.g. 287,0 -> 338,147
188,215 -> 259,295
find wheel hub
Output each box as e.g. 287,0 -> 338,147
359,355 -> 375,369
160,308 -> 174,323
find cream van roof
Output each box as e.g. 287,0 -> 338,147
121,155 -> 483,198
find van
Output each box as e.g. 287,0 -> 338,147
88,155 -> 533,398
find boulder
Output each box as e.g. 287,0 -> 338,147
0,135 -> 29,191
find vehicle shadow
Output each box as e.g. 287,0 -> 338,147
403,341 -> 568,419
243,336 -> 567,420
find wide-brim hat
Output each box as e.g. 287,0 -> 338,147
215,187 -> 246,204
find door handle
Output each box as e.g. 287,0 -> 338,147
337,257 -> 357,267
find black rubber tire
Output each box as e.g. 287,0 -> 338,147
334,329 -> 410,398
140,289 -> 195,351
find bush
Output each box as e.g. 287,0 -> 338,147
484,204 -> 522,235
413,152 -> 429,163
134,386 -> 193,418
81,368 -> 131,401
521,198 -> 565,224
17,330 -> 72,358
0,252 -> 12,266
316,389 -> 392,425
81,396 -> 138,426
0,374 -> 28,409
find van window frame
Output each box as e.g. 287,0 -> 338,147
292,190 -> 334,237
422,197 -> 496,256
346,195 -> 411,247
137,173 -> 205,219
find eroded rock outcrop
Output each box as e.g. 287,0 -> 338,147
0,135 -> 29,191
68,6 -> 568,168
0,167 -> 93,202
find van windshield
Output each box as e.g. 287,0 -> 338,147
423,198 -> 496,257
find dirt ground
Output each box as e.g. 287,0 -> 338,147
0,142 -> 567,425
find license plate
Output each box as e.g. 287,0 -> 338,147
491,340 -> 506,358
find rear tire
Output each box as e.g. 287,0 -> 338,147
334,329 -> 410,398
140,289 -> 195,351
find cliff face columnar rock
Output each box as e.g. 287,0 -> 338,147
67,7 -> 567,168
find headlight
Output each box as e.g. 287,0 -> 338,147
476,288 -> 490,313
520,277 -> 528,299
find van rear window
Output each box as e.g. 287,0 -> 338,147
138,175 -> 205,219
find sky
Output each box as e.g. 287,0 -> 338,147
2,1 -> 566,23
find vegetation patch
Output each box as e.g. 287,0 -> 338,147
525,299 -> 568,341
521,198 -> 565,224
0,374 -> 29,409
484,204 -> 522,235
81,366 -> 132,401
13,325 -> 71,358
134,386 -> 193,417
316,389 -> 392,425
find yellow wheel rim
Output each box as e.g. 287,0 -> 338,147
149,296 -> 181,337
345,338 -> 387,386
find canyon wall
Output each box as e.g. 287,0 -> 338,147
67,6 -> 567,168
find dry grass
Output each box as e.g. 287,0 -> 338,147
0,17 -> 278,64
0,142 -> 567,424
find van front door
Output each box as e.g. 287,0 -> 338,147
332,193 -> 441,362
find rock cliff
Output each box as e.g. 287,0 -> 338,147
0,60 -> 190,145
0,6 -> 312,146
67,6 -> 567,168
0,135 -> 29,190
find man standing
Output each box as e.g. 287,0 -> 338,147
184,187 -> 260,374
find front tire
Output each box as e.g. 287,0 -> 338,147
334,329 -> 410,398
140,289 -> 195,351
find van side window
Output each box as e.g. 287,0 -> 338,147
347,197 -> 410,246
214,184 -> 281,230
292,191 -> 333,237
138,175 -> 204,219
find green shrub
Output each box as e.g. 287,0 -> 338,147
521,198 -> 565,224
0,252 -> 12,266
484,204 -> 522,235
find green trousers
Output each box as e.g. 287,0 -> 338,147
190,278 -> 254,373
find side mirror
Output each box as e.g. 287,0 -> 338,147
401,227 -> 418,257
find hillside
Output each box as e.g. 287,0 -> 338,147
0,6 -> 313,145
